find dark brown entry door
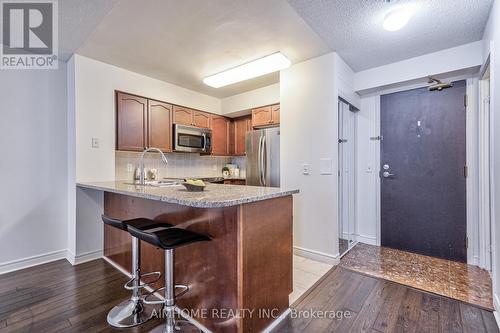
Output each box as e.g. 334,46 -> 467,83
380,80 -> 467,262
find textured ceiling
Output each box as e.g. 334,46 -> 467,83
58,0 -> 118,61
287,0 -> 493,71
77,0 -> 330,98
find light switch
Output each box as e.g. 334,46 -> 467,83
303,164 -> 311,175
320,158 -> 332,175
91,137 -> 100,148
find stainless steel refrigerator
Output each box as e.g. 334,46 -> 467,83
245,127 -> 280,187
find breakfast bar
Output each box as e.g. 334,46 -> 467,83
77,181 -> 298,333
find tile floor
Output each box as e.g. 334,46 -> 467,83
290,255 -> 333,304
340,242 -> 493,310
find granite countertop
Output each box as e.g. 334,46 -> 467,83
76,181 -> 299,208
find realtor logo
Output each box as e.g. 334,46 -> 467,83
1,0 -> 58,69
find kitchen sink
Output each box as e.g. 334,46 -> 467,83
124,180 -> 181,187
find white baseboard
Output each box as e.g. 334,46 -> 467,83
356,234 -> 377,245
261,308 -> 291,333
0,249 -> 67,275
66,249 -> 103,265
293,246 -> 340,265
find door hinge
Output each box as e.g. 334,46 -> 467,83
464,94 -> 468,108
370,135 -> 383,141
466,236 -> 469,249
464,165 -> 468,178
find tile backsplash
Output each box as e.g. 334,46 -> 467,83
115,151 -> 246,181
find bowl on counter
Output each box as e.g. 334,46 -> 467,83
182,179 -> 207,192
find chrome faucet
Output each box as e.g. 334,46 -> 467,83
139,147 -> 168,185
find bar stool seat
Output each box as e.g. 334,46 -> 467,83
127,225 -> 210,333
128,227 -> 210,249
102,215 -> 173,328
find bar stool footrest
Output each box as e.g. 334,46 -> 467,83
144,285 -> 190,305
124,271 -> 162,290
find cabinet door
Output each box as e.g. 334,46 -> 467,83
234,116 -> 252,155
193,111 -> 211,128
252,106 -> 272,127
116,92 -> 147,151
148,100 -> 172,152
211,115 -> 230,155
173,106 -> 193,126
271,104 -> 280,124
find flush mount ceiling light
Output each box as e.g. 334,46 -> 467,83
383,7 -> 415,31
203,52 -> 291,88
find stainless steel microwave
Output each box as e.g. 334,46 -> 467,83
173,124 -> 212,154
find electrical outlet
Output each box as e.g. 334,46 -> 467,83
91,137 -> 100,148
126,163 -> 134,172
303,164 -> 311,175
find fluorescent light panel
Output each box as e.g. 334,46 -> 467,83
203,52 -> 291,88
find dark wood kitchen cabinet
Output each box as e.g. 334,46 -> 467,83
193,111 -> 211,128
173,106 -> 211,128
116,92 -> 147,151
148,99 -> 173,152
211,115 -> 232,156
116,92 -> 172,152
172,105 -> 193,126
233,116 -> 252,155
252,103 -> 280,128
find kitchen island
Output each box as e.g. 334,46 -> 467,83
76,181 -> 298,333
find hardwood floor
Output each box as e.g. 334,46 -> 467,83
0,259 -> 497,333
276,267 -> 499,333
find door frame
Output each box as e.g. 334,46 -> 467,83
373,77 -> 481,265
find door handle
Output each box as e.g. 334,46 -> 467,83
382,171 -> 395,178
262,135 -> 267,186
258,136 -> 264,186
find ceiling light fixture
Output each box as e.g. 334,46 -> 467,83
203,52 -> 291,88
383,7 -> 415,31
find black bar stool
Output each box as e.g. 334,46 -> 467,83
102,215 -> 173,328
127,225 -> 210,333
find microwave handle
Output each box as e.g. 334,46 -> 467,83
202,133 -> 208,152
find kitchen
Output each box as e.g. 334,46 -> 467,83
2,1 -> 500,333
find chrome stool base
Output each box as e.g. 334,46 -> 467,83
149,307 -> 200,333
107,298 -> 157,328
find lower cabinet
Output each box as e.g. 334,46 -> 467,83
223,179 -> 246,185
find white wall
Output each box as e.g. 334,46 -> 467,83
482,0 -> 500,315
354,41 -> 483,94
221,83 -> 280,116
281,52 -> 339,263
0,63 -> 68,273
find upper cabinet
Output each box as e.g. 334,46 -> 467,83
173,106 -> 211,128
116,92 -> 147,151
172,106 -> 193,126
234,116 -> 252,156
116,92 -> 172,152
252,104 -> 280,128
271,104 -> 280,124
211,115 -> 232,156
148,99 -> 173,152
193,111 -> 211,128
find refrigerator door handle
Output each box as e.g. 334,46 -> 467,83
262,135 -> 267,186
258,135 -> 264,186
